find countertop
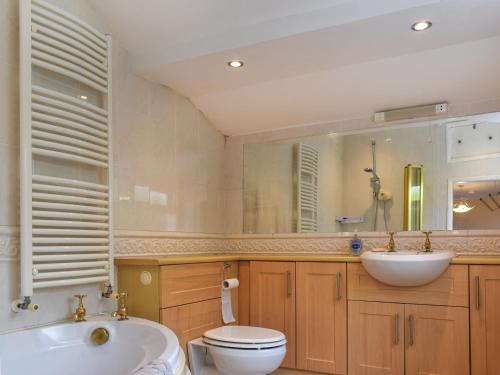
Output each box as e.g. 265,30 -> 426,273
114,254 -> 500,266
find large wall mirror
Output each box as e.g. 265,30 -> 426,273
243,112 -> 500,234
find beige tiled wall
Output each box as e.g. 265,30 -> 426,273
112,48 -> 225,234
0,0 -> 225,332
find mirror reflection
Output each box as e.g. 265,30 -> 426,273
243,112 -> 500,233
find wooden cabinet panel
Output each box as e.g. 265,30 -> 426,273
117,265 -> 160,322
160,298 -> 223,355
160,262 -> 222,308
250,261 -> 296,368
296,262 -> 346,374
405,304 -> 469,375
470,265 -> 500,375
348,301 -> 404,375
347,263 -> 469,307
238,261 -> 250,326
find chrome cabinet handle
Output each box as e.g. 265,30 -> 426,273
475,276 -> 481,311
336,272 -> 342,300
409,315 -> 415,346
394,313 -> 400,345
286,271 -> 292,297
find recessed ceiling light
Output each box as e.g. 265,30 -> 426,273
411,20 -> 432,31
80,95 -> 88,100
228,60 -> 244,68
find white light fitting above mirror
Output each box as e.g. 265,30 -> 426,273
453,199 -> 475,213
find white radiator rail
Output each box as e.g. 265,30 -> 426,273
34,276 -> 110,289
33,254 -> 109,261
33,245 -> 109,253
19,0 -> 113,300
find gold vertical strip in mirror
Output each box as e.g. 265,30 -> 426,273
404,164 -> 424,231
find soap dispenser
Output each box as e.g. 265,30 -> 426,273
350,231 -> 363,255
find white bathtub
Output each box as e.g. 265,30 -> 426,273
0,316 -> 190,375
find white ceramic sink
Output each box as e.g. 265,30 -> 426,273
360,250 -> 455,287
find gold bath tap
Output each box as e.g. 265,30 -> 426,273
111,292 -> 129,321
386,232 -> 396,252
73,294 -> 87,322
422,231 -> 433,252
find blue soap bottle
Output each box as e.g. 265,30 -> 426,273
350,232 -> 363,255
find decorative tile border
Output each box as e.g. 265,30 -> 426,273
224,233 -> 500,256
114,230 -> 227,256
116,230 -> 500,257
2,227 -> 499,259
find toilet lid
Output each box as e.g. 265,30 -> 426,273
203,326 -> 286,345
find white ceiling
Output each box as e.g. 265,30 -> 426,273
90,0 -> 500,135
454,181 -> 500,201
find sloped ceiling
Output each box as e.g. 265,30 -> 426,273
89,0 -> 500,135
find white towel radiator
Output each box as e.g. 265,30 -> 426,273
296,143 -> 319,232
18,0 -> 113,307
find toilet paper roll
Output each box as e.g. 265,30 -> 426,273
222,278 -> 239,290
221,278 -> 239,324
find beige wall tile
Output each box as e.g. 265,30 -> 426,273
224,188 -> 244,233
0,143 -> 19,226
0,0 -> 226,333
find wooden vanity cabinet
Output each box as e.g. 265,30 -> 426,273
348,301 -> 469,375
248,261 -> 348,373
296,262 -> 347,375
118,258 -> 499,375
249,261 -> 296,368
117,261 -> 238,356
348,301 -> 404,375
470,265 -> 500,375
161,298 -> 222,354
348,263 -> 470,375
405,304 -> 469,375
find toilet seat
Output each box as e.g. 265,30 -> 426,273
203,337 -> 287,350
203,326 -> 286,350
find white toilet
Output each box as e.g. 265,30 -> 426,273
188,325 -> 287,375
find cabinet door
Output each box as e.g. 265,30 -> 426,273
348,301 -> 404,375
297,262 -> 346,374
470,265 -> 500,375
405,304 -> 469,375
160,298 -> 222,355
250,261 -> 296,368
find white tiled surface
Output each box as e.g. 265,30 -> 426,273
1,0 -> 500,337
0,0 -> 225,333
113,50 -> 226,234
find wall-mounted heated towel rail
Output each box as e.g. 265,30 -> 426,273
296,143 -> 319,232
19,0 -> 113,303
